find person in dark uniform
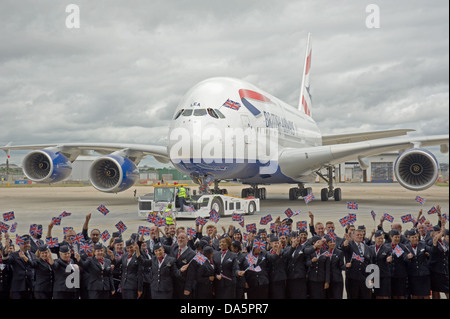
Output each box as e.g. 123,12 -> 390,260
285,230 -> 308,299
29,224 -> 44,254
7,235 -> 36,299
325,233 -> 345,299
245,236 -> 270,299
405,229 -> 432,299
77,243 -> 114,299
110,237 -> 124,298
33,245 -> 54,299
136,236 -> 153,299
112,239 -> 143,299
194,246 -> 216,299
145,242 -> 180,299
230,240 -> 247,299
429,224 -> 449,299
342,228 -> 373,299
370,230 -> 392,299
387,229 -> 409,299
53,245 -> 79,299
0,239 -> 11,299
305,235 -> 330,299
213,236 -> 241,299
267,234 -> 287,299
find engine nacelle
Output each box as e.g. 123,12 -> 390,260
89,155 -> 139,193
22,150 -> 72,183
394,148 -> 439,191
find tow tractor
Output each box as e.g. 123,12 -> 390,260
138,184 -> 259,219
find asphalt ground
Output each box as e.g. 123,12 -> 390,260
1,183 -> 448,240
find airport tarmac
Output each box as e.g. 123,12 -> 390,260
0,182 -> 448,239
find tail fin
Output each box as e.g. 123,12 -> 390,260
298,33 -> 312,117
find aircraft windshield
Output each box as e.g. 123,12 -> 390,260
154,187 -> 175,202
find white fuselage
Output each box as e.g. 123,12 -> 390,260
168,77 -> 322,184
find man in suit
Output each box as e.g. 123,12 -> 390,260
29,224 -> 44,254
7,235 -> 36,299
342,228 -> 373,299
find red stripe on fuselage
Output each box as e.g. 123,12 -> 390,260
238,89 -> 271,102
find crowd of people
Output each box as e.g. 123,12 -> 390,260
0,205 -> 448,300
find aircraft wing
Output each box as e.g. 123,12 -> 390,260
321,129 -> 415,145
0,142 -> 170,164
278,134 -> 449,179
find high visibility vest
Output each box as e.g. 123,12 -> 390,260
178,187 -> 186,198
165,209 -> 174,225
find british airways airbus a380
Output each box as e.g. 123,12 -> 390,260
2,34 -> 449,201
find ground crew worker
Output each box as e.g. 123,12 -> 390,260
164,204 -> 176,226
177,186 -> 187,212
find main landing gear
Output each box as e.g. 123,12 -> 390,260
241,184 -> 267,200
316,166 -> 342,201
288,183 -> 313,200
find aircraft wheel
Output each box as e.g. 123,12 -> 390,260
334,188 -> 342,201
321,188 -> 329,201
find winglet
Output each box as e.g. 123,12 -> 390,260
298,33 -> 312,117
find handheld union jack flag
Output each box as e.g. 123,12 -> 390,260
418,216 -> 426,224
284,208 -> 298,218
393,244 -> 404,257
370,210 -> 376,221
352,252 -> 365,262
401,214 -> 412,224
0,222 -> 10,233
70,232 -> 85,245
209,210 -> 220,223
3,211 -> 15,222
80,242 -> 93,253
246,223 -> 257,233
138,226 -> 151,236
304,193 -> 315,204
260,214 -> 272,225
247,264 -> 262,272
101,230 -> 111,242
327,230 -> 336,242
321,250 -> 332,258
347,202 -> 358,210
155,216 -> 167,227
195,217 -> 208,226
427,206 -> 438,215
383,213 -> 394,223
115,221 -> 127,233
415,196 -> 426,205
63,227 -> 73,234
97,204 -> 110,215
46,237 -> 59,248
187,227 -> 197,238
277,225 -> 290,236
348,213 -> 357,224
147,213 -> 159,224
52,217 -> 62,226
232,212 -> 243,221
245,253 -> 257,265
253,238 -> 266,250
193,252 -> 207,265
339,215 -> 351,227
297,220 -> 308,231
59,211 -> 71,218
10,222 -> 17,233
16,235 -> 25,246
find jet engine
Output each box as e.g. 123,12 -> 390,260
89,155 -> 139,193
22,150 -> 72,183
394,149 -> 439,191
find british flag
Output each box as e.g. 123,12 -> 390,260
348,213 -> 357,224
401,214 -> 412,224
415,196 -> 426,205
209,210 -> 220,223
327,230 -> 336,242
10,222 -> 17,233
184,204 -> 195,212
339,215 -> 351,227
80,242 -> 93,253
347,202 -> 358,210
138,226 -> 151,236
97,204 -> 110,215
193,252 -> 207,265
352,252 -> 365,262
232,212 -> 243,221
284,208 -> 296,218
52,217 -> 61,226
71,232 -> 85,244
418,216 -> 426,224
16,235 -> 25,246
304,193 -> 315,204
3,211 -> 15,222
370,210 -> 376,221
277,225 -> 290,236
115,221 -> 127,233
155,216 -> 167,227
427,206 -> 438,215
101,230 -> 111,242
383,213 -> 394,223
0,222 -> 9,233
248,264 -> 262,272
246,223 -> 257,233
321,250 -> 332,258
223,99 -> 241,110
393,245 -> 404,257
245,253 -> 257,265
260,214 -> 272,225
59,211 -> 71,218
147,213 -> 159,224
253,238 -> 266,250
63,227 -> 73,234
297,220 -> 308,231
187,227 -> 197,238
46,237 -> 59,248
195,217 -> 208,226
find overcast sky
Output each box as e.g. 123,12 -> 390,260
0,0 -> 448,167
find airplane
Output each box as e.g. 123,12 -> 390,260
2,33 -> 449,201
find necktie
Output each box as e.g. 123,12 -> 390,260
177,248 -> 181,259
358,243 -> 363,255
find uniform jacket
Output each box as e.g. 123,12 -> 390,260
285,243 -> 308,280
33,258 -> 54,292
79,257 -> 114,291
342,241 -> 373,281
7,250 -> 36,292
304,247 -> 331,283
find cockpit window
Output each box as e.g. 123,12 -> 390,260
182,109 -> 193,116
174,109 -> 184,120
207,108 -> 219,119
193,109 -> 207,116
214,109 -> 226,118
